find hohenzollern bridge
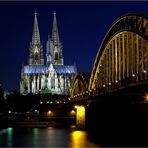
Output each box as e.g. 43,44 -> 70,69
67,14 -> 148,130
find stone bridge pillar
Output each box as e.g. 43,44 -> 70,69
76,106 -> 85,129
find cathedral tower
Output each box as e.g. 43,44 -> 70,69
28,11 -> 44,65
46,11 -> 64,65
20,11 -> 76,95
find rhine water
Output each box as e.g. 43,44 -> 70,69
0,127 -> 100,147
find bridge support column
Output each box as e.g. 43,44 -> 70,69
76,106 -> 85,129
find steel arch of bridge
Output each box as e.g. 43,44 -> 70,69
70,73 -> 90,99
70,14 -> 148,99
89,14 -> 148,94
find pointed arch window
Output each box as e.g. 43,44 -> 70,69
35,52 -> 38,63
55,52 -> 59,60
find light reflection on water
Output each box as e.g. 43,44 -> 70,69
70,130 -> 96,148
33,128 -> 39,146
0,127 -> 100,147
7,127 -> 13,147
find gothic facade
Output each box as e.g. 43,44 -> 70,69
20,11 -> 77,95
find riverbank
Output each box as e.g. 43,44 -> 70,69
13,121 -> 61,127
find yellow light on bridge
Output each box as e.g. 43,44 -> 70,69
47,110 -> 53,116
76,106 -> 85,129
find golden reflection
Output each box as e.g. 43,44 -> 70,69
70,130 -> 87,148
70,130 -> 99,148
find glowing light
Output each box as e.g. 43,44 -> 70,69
145,94 -> 148,102
115,80 -> 118,83
76,106 -> 85,129
70,110 -> 76,116
8,110 -> 11,114
103,84 -> 105,87
35,110 -> 38,113
47,110 -> 53,116
70,131 -> 86,148
144,70 -> 147,73
109,82 -> 111,86
47,101 -> 49,104
74,105 -> 78,109
132,74 -> 135,77
50,101 -> 53,104
40,101 -> 43,104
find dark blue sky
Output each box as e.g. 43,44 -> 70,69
0,1 -> 148,90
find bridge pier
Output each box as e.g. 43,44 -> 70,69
76,106 -> 85,129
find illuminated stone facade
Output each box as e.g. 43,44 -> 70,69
20,11 -> 77,95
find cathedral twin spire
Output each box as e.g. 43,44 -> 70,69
28,11 -> 44,65
52,11 -> 60,44
29,11 -> 64,66
32,11 -> 40,45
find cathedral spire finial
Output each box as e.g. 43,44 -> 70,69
52,10 -> 60,43
32,10 -> 40,44
34,10 -> 37,15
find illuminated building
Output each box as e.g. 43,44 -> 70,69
20,11 -> 77,95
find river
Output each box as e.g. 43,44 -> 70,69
0,126 -> 100,147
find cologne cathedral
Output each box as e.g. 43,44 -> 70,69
20,11 -> 77,95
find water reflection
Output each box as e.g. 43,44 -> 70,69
7,127 -> 13,147
70,130 -> 99,148
33,128 -> 39,146
0,127 -> 100,147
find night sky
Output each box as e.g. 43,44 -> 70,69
0,1 -> 148,90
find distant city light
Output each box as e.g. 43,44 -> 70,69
70,110 -> 76,116
145,94 -> 148,102
8,110 -> 11,114
47,110 -> 53,116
